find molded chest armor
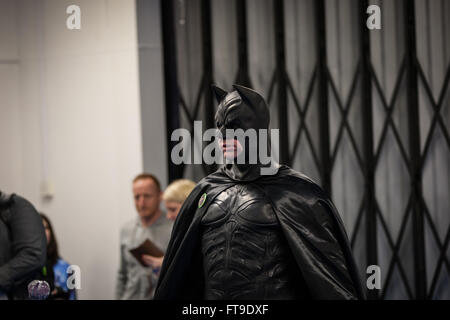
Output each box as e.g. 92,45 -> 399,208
200,184 -> 308,299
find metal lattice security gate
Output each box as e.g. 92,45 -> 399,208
159,0 -> 450,299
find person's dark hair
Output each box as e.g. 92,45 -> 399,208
40,213 -> 59,267
132,173 -> 161,191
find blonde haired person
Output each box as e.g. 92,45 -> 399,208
163,179 -> 196,221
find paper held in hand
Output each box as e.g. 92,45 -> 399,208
129,239 -> 164,266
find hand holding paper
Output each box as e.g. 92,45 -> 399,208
141,254 -> 164,269
129,239 -> 164,267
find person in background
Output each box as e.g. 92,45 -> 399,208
163,179 -> 196,221
116,173 -> 173,300
137,179 -> 196,274
0,191 -> 47,300
40,213 -> 76,300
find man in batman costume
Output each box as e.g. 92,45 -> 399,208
154,84 -> 365,300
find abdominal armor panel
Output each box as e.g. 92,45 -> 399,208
200,184 -> 308,299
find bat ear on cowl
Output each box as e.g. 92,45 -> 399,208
233,84 -> 270,127
211,84 -> 228,104
232,84 -> 263,108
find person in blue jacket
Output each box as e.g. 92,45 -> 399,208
41,213 -> 76,300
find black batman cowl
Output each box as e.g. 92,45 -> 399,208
212,84 -> 280,182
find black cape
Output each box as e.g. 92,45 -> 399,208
154,166 -> 366,300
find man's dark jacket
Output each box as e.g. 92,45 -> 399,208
154,166 -> 366,300
0,191 -> 47,299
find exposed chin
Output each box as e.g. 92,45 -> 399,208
223,149 -> 239,159
139,211 -> 152,218
221,139 -> 243,160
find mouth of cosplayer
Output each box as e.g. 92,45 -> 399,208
219,138 -> 243,158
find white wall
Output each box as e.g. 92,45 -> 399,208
0,0 -> 144,299
136,0 -> 168,189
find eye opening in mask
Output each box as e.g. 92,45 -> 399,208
224,117 -> 241,129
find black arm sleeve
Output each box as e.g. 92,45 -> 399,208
0,195 -> 47,291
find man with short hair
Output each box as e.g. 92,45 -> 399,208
116,174 -> 173,300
